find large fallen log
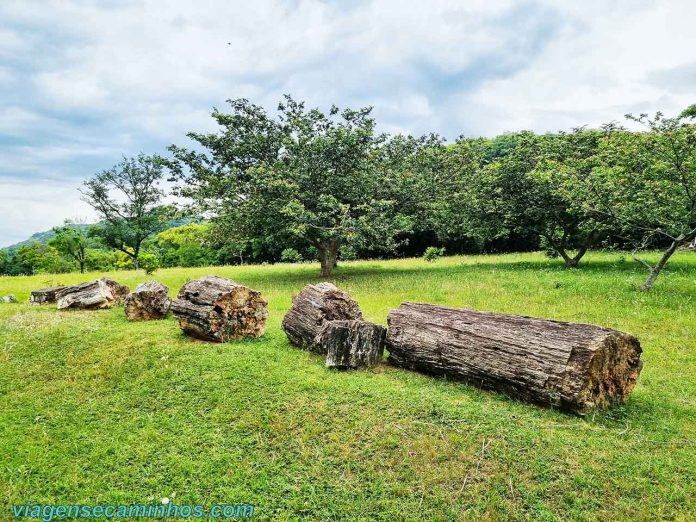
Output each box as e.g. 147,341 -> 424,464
321,319 -> 386,369
171,276 -> 267,342
124,281 -> 171,321
386,302 -> 643,413
281,282 -> 363,353
56,278 -> 130,310
30,286 -> 67,305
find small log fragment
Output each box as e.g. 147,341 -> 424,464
171,276 -> 267,342
281,282 -> 363,353
124,281 -> 172,321
30,286 -> 66,305
1,294 -> 18,303
386,302 -> 643,413
56,278 -> 130,310
321,320 -> 386,369
100,277 -> 129,303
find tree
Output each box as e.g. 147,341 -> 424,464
152,223 -> 216,267
581,110 -> 696,290
169,96 -> 412,277
14,241 -> 68,274
49,221 -> 90,273
454,131 -> 607,267
82,154 -> 172,270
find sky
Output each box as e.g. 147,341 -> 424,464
1,0 -> 695,247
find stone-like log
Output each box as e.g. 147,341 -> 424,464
30,286 -> 66,305
56,278 -> 130,310
171,276 -> 267,342
124,281 -> 172,321
1,294 -> 18,303
281,282 -> 363,353
321,320 -> 386,369
386,302 -> 643,413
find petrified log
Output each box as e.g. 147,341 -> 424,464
0,294 -> 18,303
386,302 -> 643,413
124,281 -> 171,321
171,276 -> 267,342
281,282 -> 363,353
30,286 -> 66,305
56,278 -> 130,310
321,320 -> 386,369
100,277 -> 129,303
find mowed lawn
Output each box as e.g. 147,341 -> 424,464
0,252 -> 694,521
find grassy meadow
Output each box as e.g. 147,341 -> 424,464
0,251 -> 694,521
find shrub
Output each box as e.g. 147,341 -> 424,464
422,246 -> 445,262
138,252 -> 160,275
280,248 -> 303,263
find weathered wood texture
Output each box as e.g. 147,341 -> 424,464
171,276 -> 267,342
321,320 -> 386,369
55,278 -> 130,310
124,281 -> 172,321
386,302 -> 643,413
281,282 -> 363,353
1,294 -> 18,303
30,286 -> 66,305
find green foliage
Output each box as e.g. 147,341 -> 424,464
422,246 -> 445,262
151,223 -> 216,268
138,252 -> 160,275
82,154 -> 173,269
280,248 -> 303,263
169,96 -> 415,277
49,221 -> 91,273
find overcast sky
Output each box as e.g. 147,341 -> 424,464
0,0 -> 694,246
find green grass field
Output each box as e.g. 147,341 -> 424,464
1,252 -> 694,521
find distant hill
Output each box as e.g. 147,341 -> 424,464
2,217 -> 201,253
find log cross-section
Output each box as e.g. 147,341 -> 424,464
281,282 -> 363,353
171,276 -> 267,342
386,302 -> 643,413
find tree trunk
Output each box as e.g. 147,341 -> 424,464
557,245 -> 588,268
133,255 -> 139,270
318,240 -> 339,278
281,282 -> 363,353
124,281 -> 172,321
640,240 -> 680,291
320,319 -> 386,370
30,286 -> 67,305
386,302 -> 643,413
56,277 -> 129,310
171,276 -> 267,342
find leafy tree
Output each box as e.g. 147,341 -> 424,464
82,154 -> 172,269
169,96 -> 412,277
14,241 -> 69,274
138,252 -> 160,275
49,221 -> 90,273
151,223 -> 216,268
580,110 -> 696,290
457,131 -> 607,267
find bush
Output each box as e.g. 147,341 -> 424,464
138,253 -> 160,275
280,248 -> 303,263
422,246 -> 445,262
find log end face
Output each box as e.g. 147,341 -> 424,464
572,333 -> 643,413
124,281 -> 172,321
322,319 -> 386,370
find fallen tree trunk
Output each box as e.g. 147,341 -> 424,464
30,286 -> 67,305
171,276 -> 267,342
124,281 -> 171,321
281,282 -> 363,353
56,278 -> 130,310
386,302 -> 643,413
321,320 -> 386,369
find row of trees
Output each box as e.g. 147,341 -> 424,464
4,97 -> 693,290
